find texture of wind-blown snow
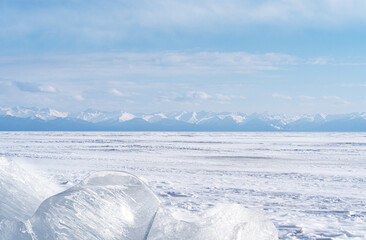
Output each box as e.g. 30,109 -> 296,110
0,157 -> 277,240
1,132 -> 365,239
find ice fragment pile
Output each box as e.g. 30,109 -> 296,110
0,157 -> 278,240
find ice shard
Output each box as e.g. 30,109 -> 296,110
30,171 -> 160,240
0,157 -> 56,222
0,157 -> 277,239
148,204 -> 278,240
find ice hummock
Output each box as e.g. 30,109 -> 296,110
0,157 -> 278,240
148,204 -> 278,240
0,159 -> 161,240
30,171 -> 160,240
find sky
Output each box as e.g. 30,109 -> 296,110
1,0 -> 366,114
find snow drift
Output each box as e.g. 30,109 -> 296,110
0,158 -> 278,240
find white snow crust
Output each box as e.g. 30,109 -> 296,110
1,132 -> 365,239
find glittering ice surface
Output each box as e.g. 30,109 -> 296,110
0,132 -> 365,239
0,157 -> 57,222
30,171 -> 160,240
0,156 -> 276,239
149,204 -> 278,240
0,169 -> 161,239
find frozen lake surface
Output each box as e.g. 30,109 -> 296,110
0,132 -> 365,239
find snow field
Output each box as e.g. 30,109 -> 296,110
0,132 -> 365,239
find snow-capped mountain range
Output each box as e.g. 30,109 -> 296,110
1,106 -> 366,131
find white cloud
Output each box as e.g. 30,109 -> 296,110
323,96 -> 349,104
308,57 -> 333,65
186,91 -> 211,100
0,52 -> 296,81
340,83 -> 366,87
12,81 -> 57,93
162,91 -> 245,104
161,91 -> 212,102
298,95 -> 316,100
74,95 -> 84,101
323,96 -> 341,100
4,0 -> 366,41
110,88 -> 123,96
215,94 -> 246,101
272,93 -> 292,100
39,85 -> 57,93
305,57 -> 366,66
215,94 -> 232,101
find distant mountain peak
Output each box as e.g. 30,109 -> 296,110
119,112 -> 136,122
142,113 -> 167,123
0,106 -> 68,121
1,106 -> 366,131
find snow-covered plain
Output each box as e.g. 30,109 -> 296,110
0,132 -> 365,239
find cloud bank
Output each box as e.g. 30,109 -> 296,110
0,52 -> 296,81
3,0 -> 366,41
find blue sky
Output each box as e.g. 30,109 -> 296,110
1,0 -> 366,114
